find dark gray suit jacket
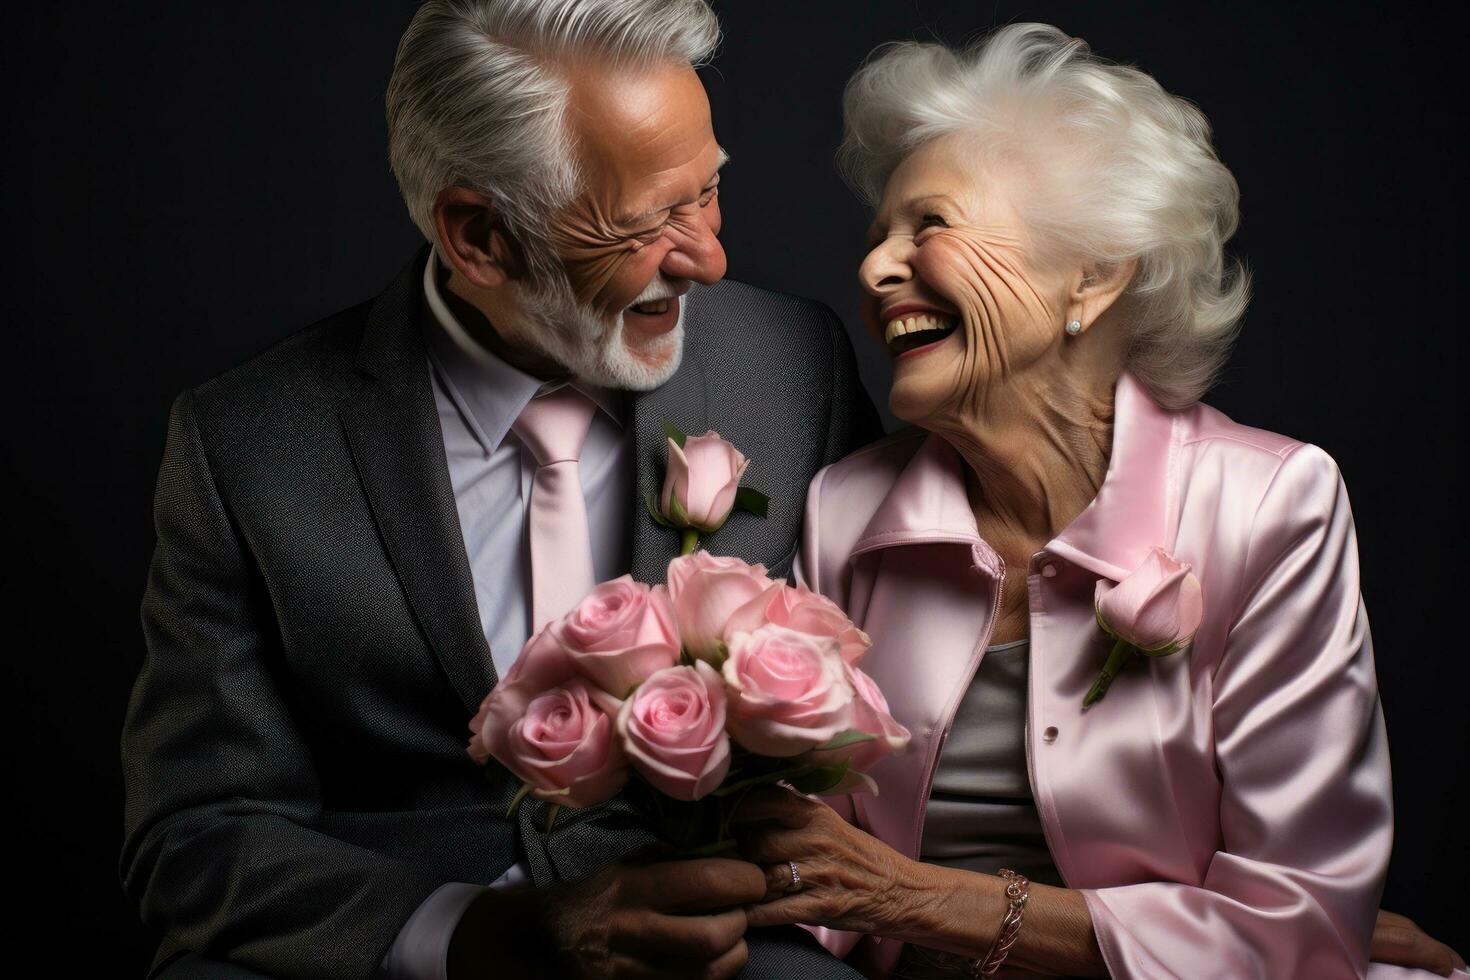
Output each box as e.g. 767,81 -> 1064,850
120,246 -> 883,979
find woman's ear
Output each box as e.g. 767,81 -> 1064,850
432,186 -> 528,289
1066,258 -> 1138,333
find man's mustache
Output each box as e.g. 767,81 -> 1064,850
628,274 -> 691,307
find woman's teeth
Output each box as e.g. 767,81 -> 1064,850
885,313 -> 958,352
630,299 -> 671,315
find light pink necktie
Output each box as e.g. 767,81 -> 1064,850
512,386 -> 599,632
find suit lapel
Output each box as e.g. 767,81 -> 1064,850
629,301 -> 709,584
626,283 -> 792,581
339,247 -> 497,713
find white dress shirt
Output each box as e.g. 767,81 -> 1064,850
379,251 -> 634,978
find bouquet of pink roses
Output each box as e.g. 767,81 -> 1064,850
465,551 -> 910,853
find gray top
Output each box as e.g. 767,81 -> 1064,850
919,638 -> 1063,887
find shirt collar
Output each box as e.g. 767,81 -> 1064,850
420,250 -> 623,456
851,371 -> 1180,583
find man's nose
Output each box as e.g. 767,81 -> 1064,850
660,210 -> 726,285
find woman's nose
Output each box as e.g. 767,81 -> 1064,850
660,209 -> 727,285
859,238 -> 913,297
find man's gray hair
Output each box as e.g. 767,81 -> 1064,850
840,24 -> 1249,409
387,0 -> 721,281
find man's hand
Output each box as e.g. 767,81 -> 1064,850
448,856 -> 767,978
1372,909 -> 1467,977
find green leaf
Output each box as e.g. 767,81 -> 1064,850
504,782 -> 533,820
1140,639 -> 1189,658
668,492 -> 692,529
691,513 -> 727,534
664,422 -> 687,448
787,762 -> 852,795
812,730 -> 877,752
733,486 -> 769,518
711,765 -> 806,797
645,493 -> 673,528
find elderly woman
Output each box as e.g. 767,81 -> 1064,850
731,24 -> 1465,980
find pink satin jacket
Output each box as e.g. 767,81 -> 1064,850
797,372 -> 1402,979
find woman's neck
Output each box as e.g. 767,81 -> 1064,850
936,366 -> 1119,563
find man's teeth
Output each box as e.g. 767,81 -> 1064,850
631,299 -> 671,315
884,313 -> 957,345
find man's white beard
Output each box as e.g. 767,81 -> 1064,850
508,269 -> 686,391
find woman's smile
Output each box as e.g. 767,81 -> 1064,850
882,304 -> 963,358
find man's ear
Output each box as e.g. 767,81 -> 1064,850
1066,258 -> 1138,334
432,186 -> 527,289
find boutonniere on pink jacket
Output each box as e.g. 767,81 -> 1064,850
1084,547 -> 1204,709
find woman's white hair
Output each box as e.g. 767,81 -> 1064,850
840,23 -> 1249,408
387,0 -> 720,282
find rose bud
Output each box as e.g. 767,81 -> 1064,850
1094,547 -> 1204,654
1084,547 -> 1204,709
660,431 -> 750,532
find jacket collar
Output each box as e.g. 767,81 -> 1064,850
851,371 -> 1181,584
342,246 -> 500,712
420,248 -> 624,460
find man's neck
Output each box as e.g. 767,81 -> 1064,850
439,262 -> 571,383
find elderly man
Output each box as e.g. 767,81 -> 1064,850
119,1 -> 878,978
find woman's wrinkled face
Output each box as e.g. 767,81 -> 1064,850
859,135 -> 1071,424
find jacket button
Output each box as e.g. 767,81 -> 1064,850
1041,563 -> 1058,578
1042,726 -> 1059,743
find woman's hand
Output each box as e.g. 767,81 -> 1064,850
729,785 -> 956,937
733,785 -> 1107,977
1372,910 -> 1467,977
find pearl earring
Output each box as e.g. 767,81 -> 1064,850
1065,319 -> 1082,336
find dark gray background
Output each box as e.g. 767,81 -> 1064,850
4,1 -> 1464,972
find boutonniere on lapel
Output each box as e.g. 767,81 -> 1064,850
1083,547 -> 1203,709
647,424 -> 769,554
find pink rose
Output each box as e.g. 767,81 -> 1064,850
497,626 -> 575,692
725,583 -> 871,666
617,661 -> 731,802
666,552 -> 779,664
553,576 -> 680,696
1094,547 -> 1204,654
722,625 -> 854,757
470,676 -> 627,808
800,663 -> 910,794
660,431 -> 750,532
467,626 -> 579,764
